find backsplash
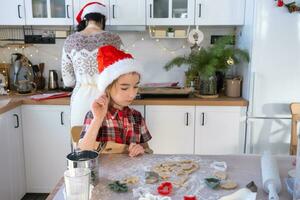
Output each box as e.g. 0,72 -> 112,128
0,27 -> 235,88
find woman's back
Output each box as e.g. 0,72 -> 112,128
62,31 -> 122,126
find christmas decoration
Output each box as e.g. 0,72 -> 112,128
275,0 -> 300,13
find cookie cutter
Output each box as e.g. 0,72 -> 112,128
210,161 -> 227,171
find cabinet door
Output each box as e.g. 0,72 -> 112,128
195,0 -> 245,25
110,0 -> 145,25
146,0 -> 195,25
0,1 -> 25,25
22,105 -> 71,193
146,105 -> 194,154
0,113 -> 11,200
7,107 -> 26,200
25,0 -> 73,25
73,0 -> 110,25
195,106 -> 246,154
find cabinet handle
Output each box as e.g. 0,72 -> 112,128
201,112 -> 205,126
60,112 -> 64,125
185,112 -> 189,126
199,4 -> 202,18
150,4 -> 152,18
66,5 -> 70,18
17,5 -> 22,18
112,4 -> 115,18
13,114 -> 19,128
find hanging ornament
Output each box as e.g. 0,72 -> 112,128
226,57 -> 235,66
275,0 -> 300,13
277,0 -> 284,7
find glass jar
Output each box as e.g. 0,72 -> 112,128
199,75 -> 217,95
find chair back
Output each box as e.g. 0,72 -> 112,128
290,103 -> 300,155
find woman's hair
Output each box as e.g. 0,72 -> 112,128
76,13 -> 106,32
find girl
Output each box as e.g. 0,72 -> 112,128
62,1 -> 123,126
78,45 -> 152,157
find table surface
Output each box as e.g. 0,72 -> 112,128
47,154 -> 294,200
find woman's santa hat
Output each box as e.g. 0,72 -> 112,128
96,45 -> 142,93
76,1 -> 107,24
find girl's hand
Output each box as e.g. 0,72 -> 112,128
91,94 -> 109,121
128,143 -> 145,157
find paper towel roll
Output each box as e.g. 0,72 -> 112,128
261,152 -> 282,200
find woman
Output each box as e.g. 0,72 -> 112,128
62,2 -> 123,126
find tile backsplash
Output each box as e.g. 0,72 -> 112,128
0,27 -> 235,88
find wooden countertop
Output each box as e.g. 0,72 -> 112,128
0,93 -> 248,115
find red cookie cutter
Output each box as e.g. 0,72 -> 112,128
184,195 -> 197,200
157,182 -> 173,196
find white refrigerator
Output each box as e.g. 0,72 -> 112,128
238,0 -> 300,154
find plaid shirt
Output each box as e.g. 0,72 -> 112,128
80,106 -> 152,145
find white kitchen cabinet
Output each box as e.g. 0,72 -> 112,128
195,0 -> 245,25
0,1 -> 25,25
25,0 -> 73,25
109,0 -> 145,25
195,106 -> 246,155
146,0 -> 195,25
146,106 -> 195,154
22,105 -> 71,193
73,0 -> 110,25
0,112 -> 12,200
0,107 -> 26,200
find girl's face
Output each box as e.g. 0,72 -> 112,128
109,73 -> 140,109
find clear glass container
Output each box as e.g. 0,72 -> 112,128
50,0 -> 66,18
172,0 -> 188,18
153,0 -> 169,18
32,0 -> 48,18
293,134 -> 300,200
199,75 -> 217,95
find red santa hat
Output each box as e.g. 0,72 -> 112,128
96,45 -> 143,93
76,2 -> 107,24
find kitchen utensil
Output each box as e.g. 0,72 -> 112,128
261,151 -> 281,200
64,168 -> 90,200
67,150 -> 99,185
48,70 -> 59,90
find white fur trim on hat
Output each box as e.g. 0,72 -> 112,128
96,58 -> 143,93
82,3 -> 107,19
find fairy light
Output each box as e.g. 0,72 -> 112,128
141,37 -> 144,41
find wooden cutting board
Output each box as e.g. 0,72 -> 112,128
139,87 -> 192,94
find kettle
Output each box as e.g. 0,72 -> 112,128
48,70 -> 59,90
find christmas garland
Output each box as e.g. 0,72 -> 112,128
276,0 -> 300,13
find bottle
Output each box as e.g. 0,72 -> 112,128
293,134 -> 300,200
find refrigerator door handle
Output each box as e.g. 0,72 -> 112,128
248,71 -> 256,116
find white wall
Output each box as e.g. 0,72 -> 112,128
0,27 -> 234,89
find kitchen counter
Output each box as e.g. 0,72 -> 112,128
0,93 -> 248,115
46,154 -> 293,200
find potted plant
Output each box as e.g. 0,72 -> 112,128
166,27 -> 175,38
164,36 -> 249,96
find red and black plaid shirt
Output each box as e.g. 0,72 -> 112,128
80,106 -> 152,145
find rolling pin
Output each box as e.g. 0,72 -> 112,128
261,152 -> 282,200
